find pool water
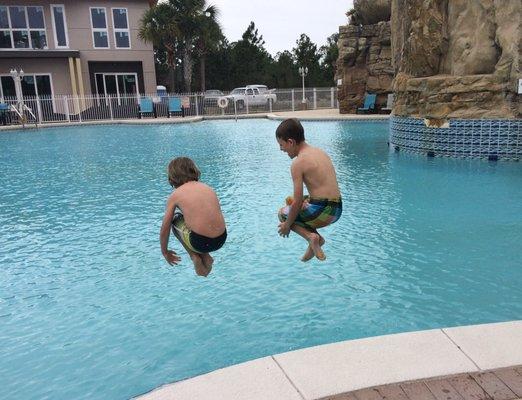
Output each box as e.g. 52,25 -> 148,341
1,120 -> 521,400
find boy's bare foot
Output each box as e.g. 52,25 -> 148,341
191,254 -> 210,277
302,234 -> 326,262
200,253 -> 214,271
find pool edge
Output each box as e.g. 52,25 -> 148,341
134,320 -> 522,400
0,112 -> 389,132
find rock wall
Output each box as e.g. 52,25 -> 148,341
391,0 -> 521,119
336,21 -> 393,114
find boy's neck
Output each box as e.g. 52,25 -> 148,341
296,141 -> 308,156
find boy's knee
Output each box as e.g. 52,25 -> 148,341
195,267 -> 210,277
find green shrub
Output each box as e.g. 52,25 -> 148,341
346,0 -> 391,25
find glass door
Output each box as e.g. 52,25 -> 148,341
95,73 -> 138,105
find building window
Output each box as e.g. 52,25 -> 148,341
90,7 -> 108,48
50,4 -> 68,48
112,8 -> 130,48
0,74 -> 53,100
0,6 -> 47,49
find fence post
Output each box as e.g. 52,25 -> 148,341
108,95 -> 114,120
64,96 -> 70,122
331,87 -> 335,108
313,88 -> 317,109
195,94 -> 199,116
36,96 -> 42,123
269,97 -> 272,113
75,96 -> 82,123
291,89 -> 295,111
246,95 -> 249,114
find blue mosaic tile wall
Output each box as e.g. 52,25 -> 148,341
389,116 -> 522,161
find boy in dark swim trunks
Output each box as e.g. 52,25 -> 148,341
159,157 -> 227,277
276,118 -> 342,261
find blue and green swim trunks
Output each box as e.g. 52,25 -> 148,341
278,195 -> 342,231
172,212 -> 227,254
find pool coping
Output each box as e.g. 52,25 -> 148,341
135,320 -> 522,400
0,112 -> 389,132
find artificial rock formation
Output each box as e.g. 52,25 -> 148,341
336,21 -> 394,113
391,0 -> 521,119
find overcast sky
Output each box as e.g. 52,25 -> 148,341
212,0 -> 353,56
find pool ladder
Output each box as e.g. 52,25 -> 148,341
10,103 -> 38,128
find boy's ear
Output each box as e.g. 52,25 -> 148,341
288,138 -> 296,146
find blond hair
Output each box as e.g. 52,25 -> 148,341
167,157 -> 200,188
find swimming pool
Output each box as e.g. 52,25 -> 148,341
1,120 -> 521,400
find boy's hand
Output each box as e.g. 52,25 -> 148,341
278,222 -> 291,237
163,250 -> 181,265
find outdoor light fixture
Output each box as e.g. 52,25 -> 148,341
298,66 -> 308,104
9,68 -> 25,107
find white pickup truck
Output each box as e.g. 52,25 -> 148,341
226,85 -> 277,108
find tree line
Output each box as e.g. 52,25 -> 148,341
139,0 -> 339,93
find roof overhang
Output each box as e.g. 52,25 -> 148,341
0,50 -> 80,59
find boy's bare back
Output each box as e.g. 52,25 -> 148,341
292,145 -> 340,199
169,181 -> 225,237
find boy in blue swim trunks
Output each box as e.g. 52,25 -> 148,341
159,157 -> 227,276
276,118 -> 342,261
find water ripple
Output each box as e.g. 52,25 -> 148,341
0,121 -> 521,400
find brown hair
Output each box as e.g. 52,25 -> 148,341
275,118 -> 305,143
167,157 -> 200,188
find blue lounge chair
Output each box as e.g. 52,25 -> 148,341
0,103 -> 11,125
357,93 -> 377,114
168,97 -> 184,118
138,97 -> 156,118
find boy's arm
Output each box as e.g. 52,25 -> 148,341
278,161 -> 304,236
159,194 -> 181,265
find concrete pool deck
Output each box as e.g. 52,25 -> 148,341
136,321 -> 522,400
0,109 -> 389,132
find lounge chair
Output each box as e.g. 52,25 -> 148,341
0,103 -> 11,125
168,97 -> 184,118
138,97 -> 156,118
381,93 -> 394,114
357,93 -> 377,114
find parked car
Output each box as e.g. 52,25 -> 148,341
203,90 -> 224,106
227,85 -> 277,109
247,84 -> 276,95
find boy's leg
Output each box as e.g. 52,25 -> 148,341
200,253 -> 214,271
172,226 -> 211,277
291,224 -> 326,261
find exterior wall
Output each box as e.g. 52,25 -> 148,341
62,0 -> 155,94
0,58 -> 70,95
0,0 -> 156,95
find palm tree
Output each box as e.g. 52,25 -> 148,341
194,9 -> 223,91
139,3 -> 180,92
171,0 -> 220,92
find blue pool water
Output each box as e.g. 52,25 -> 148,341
1,120 -> 521,399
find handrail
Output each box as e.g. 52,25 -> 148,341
7,103 -> 38,128
22,104 -> 38,128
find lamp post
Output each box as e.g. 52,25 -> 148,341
298,66 -> 308,104
10,68 -> 25,111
